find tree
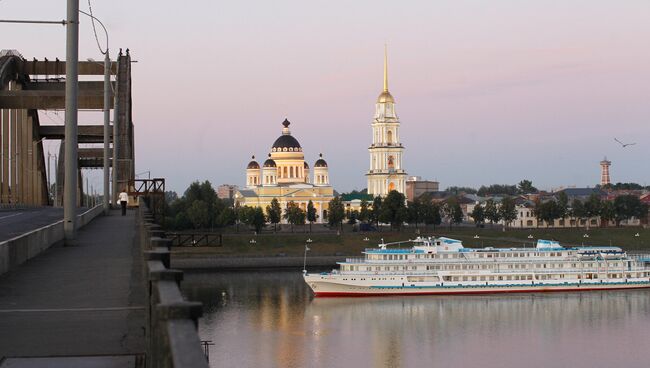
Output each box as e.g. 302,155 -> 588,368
499,196 -> 518,229
534,200 -> 559,228
446,186 -> 478,195
613,195 -> 647,226
484,199 -> 501,225
570,199 -> 586,228
249,207 -> 266,233
584,194 -> 602,228
181,180 -> 222,229
266,198 -> 282,232
442,197 -> 463,229
379,190 -> 408,231
471,203 -> 485,227
556,191 -> 569,220
369,196 -> 383,228
358,199 -> 370,224
478,184 -> 518,197
216,207 -> 237,227
346,209 -> 359,225
600,200 -> 616,226
406,200 -> 422,229
306,200 -> 318,232
517,180 -> 538,194
327,197 -> 346,232
420,196 -> 441,230
283,201 -> 306,232
186,200 -> 210,229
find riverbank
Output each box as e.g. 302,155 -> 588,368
172,255 -> 343,270
171,226 -> 650,270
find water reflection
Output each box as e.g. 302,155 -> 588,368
181,270 -> 650,368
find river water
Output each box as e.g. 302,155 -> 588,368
181,270 -> 650,368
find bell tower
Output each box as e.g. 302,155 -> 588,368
366,46 -> 407,197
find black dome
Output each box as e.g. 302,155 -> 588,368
263,158 -> 276,168
247,155 -> 259,169
304,162 -> 310,169
314,159 -> 327,168
272,135 -> 301,150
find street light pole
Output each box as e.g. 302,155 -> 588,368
64,0 -> 79,242
47,153 -> 51,205
103,50 -> 110,213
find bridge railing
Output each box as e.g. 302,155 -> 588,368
137,197 -> 209,368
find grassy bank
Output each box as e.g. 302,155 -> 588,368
172,225 -> 650,257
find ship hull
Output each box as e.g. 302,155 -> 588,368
305,276 -> 650,297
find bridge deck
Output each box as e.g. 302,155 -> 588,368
0,210 -> 145,366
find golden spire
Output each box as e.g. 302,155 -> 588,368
383,44 -> 388,92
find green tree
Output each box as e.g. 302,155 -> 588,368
570,199 -> 586,228
407,199 -> 422,229
370,196 -> 383,229
327,197 -> 346,232
346,209 -> 359,225
306,200 -> 318,232
446,186 -> 478,195
534,200 -> 559,228
249,207 -> 266,233
484,199 -> 501,225
283,201 -> 306,232
600,200 -> 616,226
584,194 -> 602,228
420,195 -> 441,230
613,195 -> 647,226
266,198 -> 282,232
478,184 -> 518,197
216,207 -> 237,227
186,200 -> 210,229
499,196 -> 518,229
471,203 -> 485,227
517,180 -> 538,194
443,197 -> 463,229
379,190 -> 408,231
556,191 -> 569,220
358,199 -> 370,223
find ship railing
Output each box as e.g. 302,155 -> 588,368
345,257 -> 366,263
341,268 -> 647,276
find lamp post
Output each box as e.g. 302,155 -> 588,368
82,8 -> 111,214
63,0 -> 79,242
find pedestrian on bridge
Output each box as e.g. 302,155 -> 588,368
119,189 -> 129,216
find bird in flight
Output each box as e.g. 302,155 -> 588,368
614,138 -> 636,148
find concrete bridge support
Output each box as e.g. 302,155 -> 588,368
0,50 -> 134,207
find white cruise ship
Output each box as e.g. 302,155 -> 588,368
303,237 -> 650,297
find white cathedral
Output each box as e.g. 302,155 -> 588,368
366,48 -> 407,197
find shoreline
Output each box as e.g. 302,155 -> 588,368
171,254 -> 345,270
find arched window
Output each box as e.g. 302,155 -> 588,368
388,182 -> 395,191
283,167 -> 288,178
290,166 -> 294,178
387,155 -> 395,169
387,130 -> 393,144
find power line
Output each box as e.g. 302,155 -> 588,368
86,0 -> 105,54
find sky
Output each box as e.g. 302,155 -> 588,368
2,0 -> 649,194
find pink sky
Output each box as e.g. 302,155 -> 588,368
2,0 -> 649,193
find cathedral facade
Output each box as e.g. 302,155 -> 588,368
366,49 -> 407,197
234,119 -> 334,223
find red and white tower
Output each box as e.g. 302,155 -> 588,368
600,157 -> 611,186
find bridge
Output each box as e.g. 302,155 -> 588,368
0,50 -> 134,206
0,49 -> 207,367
